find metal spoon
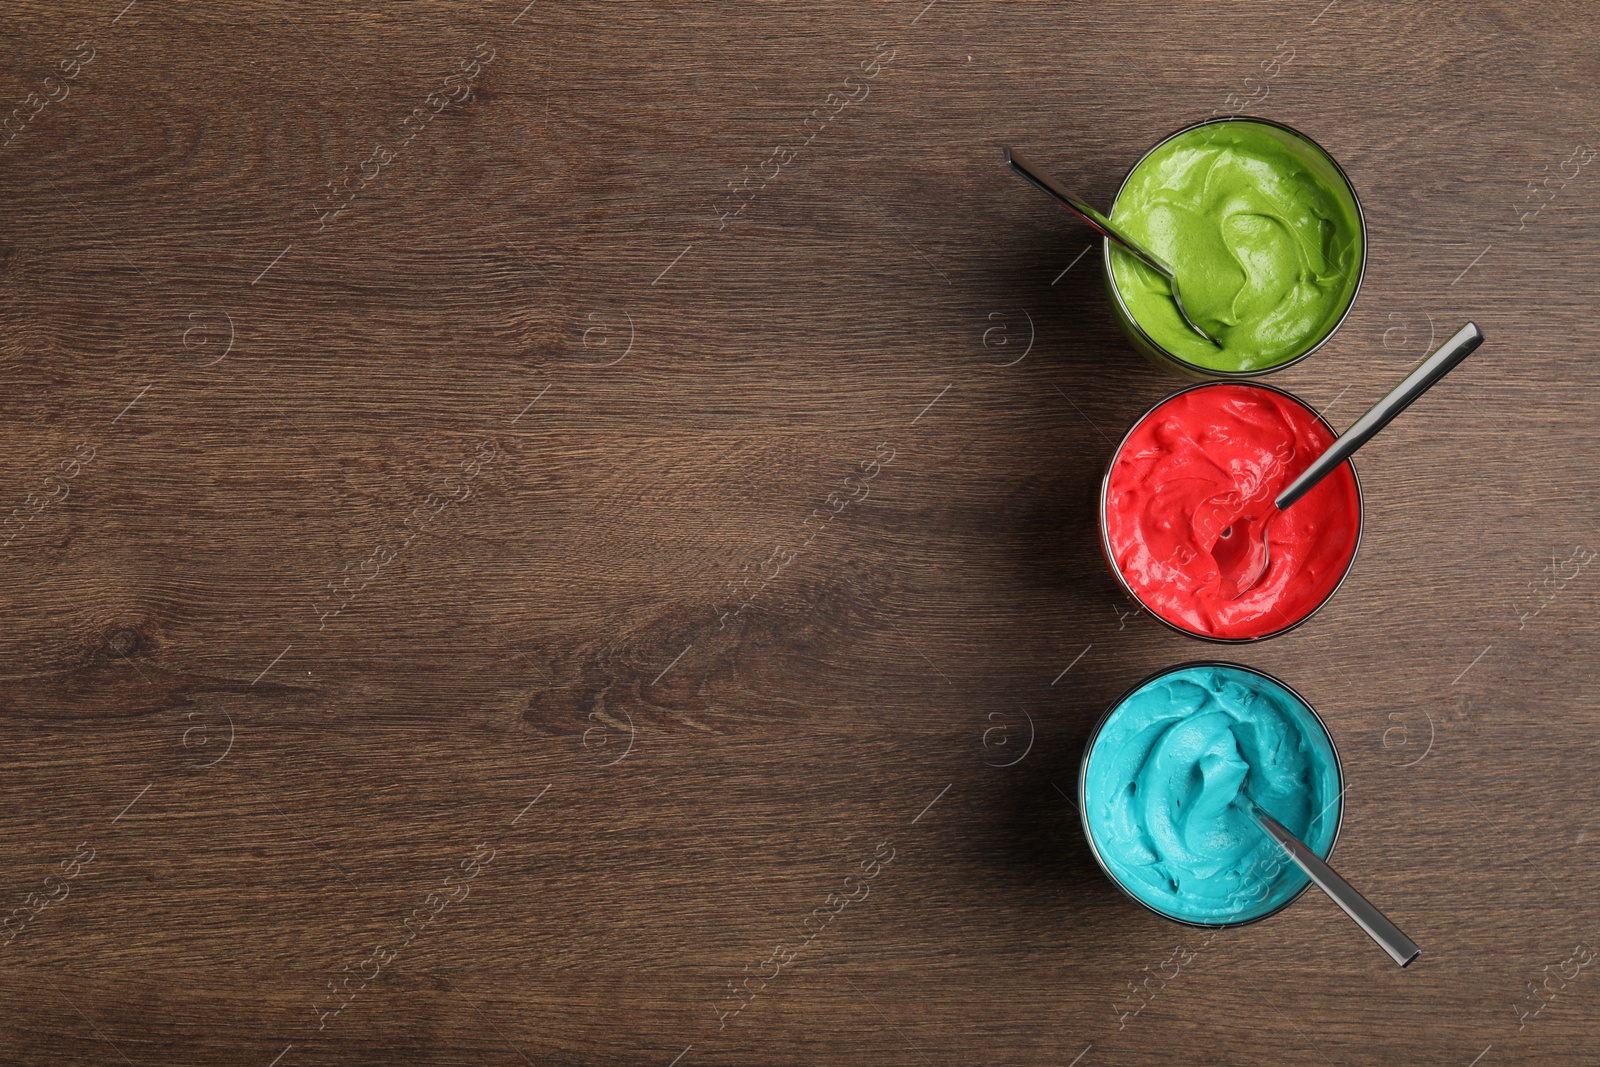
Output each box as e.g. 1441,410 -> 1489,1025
1004,147 -> 1222,347
1214,321 -> 1486,599
1236,794 -> 1420,967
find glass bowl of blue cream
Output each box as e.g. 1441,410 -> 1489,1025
1079,661 -> 1343,927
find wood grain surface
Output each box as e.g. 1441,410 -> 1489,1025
2,1 -> 1598,1064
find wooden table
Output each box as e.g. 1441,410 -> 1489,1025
3,2 -> 1597,1064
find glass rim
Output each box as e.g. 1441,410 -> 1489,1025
1077,659 -> 1346,929
1101,114 -> 1369,379
1097,378 -> 1364,644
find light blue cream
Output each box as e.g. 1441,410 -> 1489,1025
1082,665 -> 1340,924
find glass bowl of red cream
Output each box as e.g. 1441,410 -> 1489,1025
1099,381 -> 1362,642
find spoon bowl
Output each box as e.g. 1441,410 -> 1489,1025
1212,511 -> 1274,600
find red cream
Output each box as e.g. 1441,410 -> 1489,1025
1101,383 -> 1360,640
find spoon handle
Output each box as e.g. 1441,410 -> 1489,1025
1003,148 -> 1175,279
1246,801 -> 1421,967
1276,321 -> 1484,511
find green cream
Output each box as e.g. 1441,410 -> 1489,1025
1108,121 -> 1363,374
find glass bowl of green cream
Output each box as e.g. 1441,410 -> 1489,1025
1078,661 -> 1344,928
1103,118 -> 1366,377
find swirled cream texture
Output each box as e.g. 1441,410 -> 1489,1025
1082,665 -> 1340,924
1102,383 -> 1360,640
1109,120 -> 1363,373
